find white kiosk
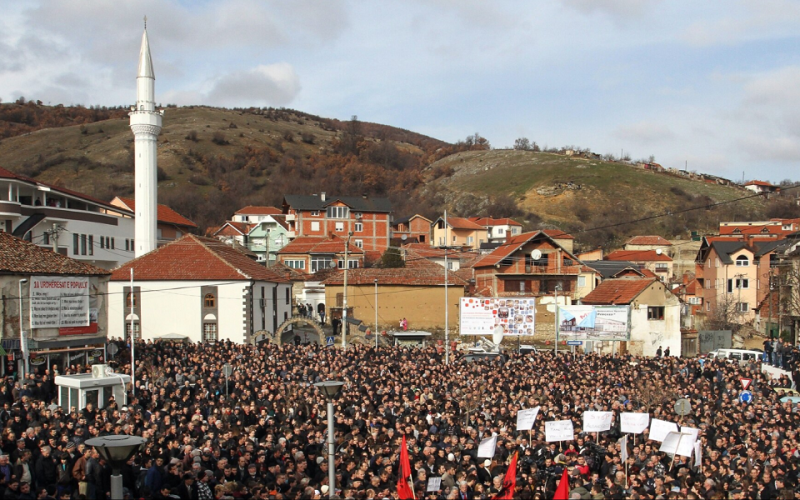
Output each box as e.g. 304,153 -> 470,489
55,364 -> 130,411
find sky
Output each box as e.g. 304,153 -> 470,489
1,0 -> 800,183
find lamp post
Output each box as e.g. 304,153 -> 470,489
554,283 -> 562,357
342,232 -> 353,348
315,380 -> 344,495
374,279 -> 379,349
444,210 -> 449,365
18,279 -> 27,379
85,435 -> 146,500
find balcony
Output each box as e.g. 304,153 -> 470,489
286,213 -> 296,222
287,230 -> 296,238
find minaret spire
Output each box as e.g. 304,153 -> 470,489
129,22 -> 162,257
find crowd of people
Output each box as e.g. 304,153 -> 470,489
0,338 -> 799,500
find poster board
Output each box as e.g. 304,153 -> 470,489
516,407 -> 540,431
545,420 -> 574,442
30,277 -> 90,329
620,413 -> 650,434
557,305 -> 630,341
583,411 -> 612,432
460,297 -> 536,336
649,419 -> 679,442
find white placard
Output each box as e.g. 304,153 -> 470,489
680,426 -> 699,443
659,432 -> 681,454
675,434 -> 695,458
30,277 -> 90,328
621,412 -> 650,434
427,477 -> 442,492
545,420 -> 574,442
583,411 -> 612,432
477,435 -> 497,458
516,407 -> 540,431
649,418 -> 678,442
619,435 -> 628,462
460,297 -> 536,336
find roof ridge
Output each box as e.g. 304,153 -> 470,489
191,235 -> 251,280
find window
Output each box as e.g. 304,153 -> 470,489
111,237 -> 115,250
498,228 -> 505,235
80,234 -> 87,255
286,287 -> 290,304
355,222 -> 363,232
577,276 -> 586,287
452,235 -> 456,243
715,259 -> 720,268
88,235 -> 93,256
715,279 -> 721,290
311,257 -> 334,273
126,292 -> 137,308
735,255 -> 749,266
511,227 -> 519,234
125,322 -> 141,340
73,234 -> 79,255
203,323 -> 218,343
285,260 -> 305,270
688,297 -> 702,305
519,281 -> 526,292
706,302 -> 711,311
354,239 -> 363,249
100,237 -> 105,249
737,302 -> 749,313
448,261 -> 454,270
204,293 -> 216,308
310,210 -> 320,216
326,206 -> 349,219
353,212 -> 362,219
349,260 -> 359,269
467,236 -> 473,245
647,306 -> 665,320
335,222 -> 344,232
736,278 -> 749,289
125,240 -> 129,251
655,263 -> 668,271
311,221 -> 320,232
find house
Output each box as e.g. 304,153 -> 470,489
0,232 -> 110,375
744,180 -> 780,195
0,167 -> 150,269
391,214 -> 432,244
695,238 -> 781,327
232,206 -> 282,223
623,236 -> 673,252
718,219 -> 800,240
431,216 -> 489,250
212,221 -> 254,247
321,259 -> 470,331
468,217 -> 523,244
582,277 -> 682,357
540,229 -> 575,254
245,215 -> 291,264
282,193 -> 392,253
108,235 -> 292,344
276,234 -> 364,275
109,197 -> 198,246
605,249 -> 674,281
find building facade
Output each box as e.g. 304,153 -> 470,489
431,217 -> 489,250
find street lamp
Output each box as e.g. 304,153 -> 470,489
554,283 -> 563,357
374,279 -> 378,349
342,232 -> 353,348
18,279 -> 27,379
315,381 -> 344,495
85,435 -> 146,500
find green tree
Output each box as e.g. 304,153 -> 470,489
378,247 -> 404,268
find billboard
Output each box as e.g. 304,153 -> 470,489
460,297 -> 535,336
557,305 -> 629,341
30,277 -> 90,329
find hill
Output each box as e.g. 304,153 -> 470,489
0,102 -> 796,251
423,150 -> 791,250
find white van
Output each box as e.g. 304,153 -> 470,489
707,348 -> 763,363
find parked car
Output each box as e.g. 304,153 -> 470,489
707,348 -> 763,364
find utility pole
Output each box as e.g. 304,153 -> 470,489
444,210 -> 449,365
51,223 -> 60,253
342,232 -> 353,349
374,279 -> 378,350
265,228 -> 271,267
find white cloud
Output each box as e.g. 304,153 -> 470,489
206,63 -> 301,107
614,121 -> 675,144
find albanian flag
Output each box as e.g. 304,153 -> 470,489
553,468 -> 570,500
397,435 -> 415,500
491,452 -> 518,500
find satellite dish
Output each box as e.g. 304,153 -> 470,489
401,235 -> 408,241
531,249 -> 542,261
104,366 -> 115,376
656,248 -> 663,255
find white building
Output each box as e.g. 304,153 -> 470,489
231,206 -> 282,223
469,217 -> 523,244
108,235 -> 293,344
583,277 -> 682,357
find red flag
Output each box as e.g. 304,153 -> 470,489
397,435 -> 415,500
491,452 -> 518,500
553,468 -> 570,500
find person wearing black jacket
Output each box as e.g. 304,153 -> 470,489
33,447 -> 57,491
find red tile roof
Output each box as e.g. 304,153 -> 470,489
213,222 -> 253,236
719,224 -> 786,236
582,278 -> 656,305
471,232 -> 536,268
112,197 -> 197,228
444,217 -> 485,230
277,235 -> 364,255
540,229 -> 574,240
625,235 -> 672,246
321,259 -> 469,286
606,249 -> 672,262
402,243 -> 447,259
0,232 -> 110,276
234,206 -> 282,216
110,235 -> 288,282
745,180 -> 776,187
469,217 -> 523,227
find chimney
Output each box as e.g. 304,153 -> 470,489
321,192 -> 326,201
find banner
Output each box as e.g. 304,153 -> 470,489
460,297 -> 535,336
516,407 -> 540,431
660,433 -> 695,458
619,435 -> 628,462
545,420 -> 574,442
620,412 -> 650,434
30,277 -> 90,329
477,436 -> 498,458
557,305 -> 629,341
649,419 -> 679,442
583,411 -> 612,432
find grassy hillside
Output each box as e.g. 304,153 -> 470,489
425,150 -> 772,250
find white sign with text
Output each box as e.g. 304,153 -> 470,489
516,407 -> 540,431
545,420 -> 574,442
